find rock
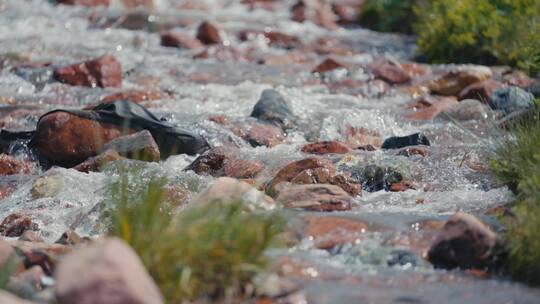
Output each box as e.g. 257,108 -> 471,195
458,79 -> 505,103
18,231 -> 43,243
73,150 -> 122,173
122,0 -> 153,8
231,120 -> 285,147
502,71 -> 536,89
342,126 -> 383,148
193,177 -> 275,210
389,180 -> 417,192
97,89 -> 169,106
250,89 -> 297,130
396,146 -> 428,157
160,31 -> 203,49
0,154 -> 32,175
312,58 -> 345,74
101,130 -> 160,162
429,66 -> 492,96
31,174 -> 63,199
55,230 -> 83,246
427,212 -> 498,269
304,216 -> 367,249
489,86 -> 535,115
348,164 -> 404,192
290,167 -> 361,197
0,291 -> 32,304
54,54 -> 122,88
437,99 -> 489,121
371,58 -> 412,84
291,0 -> 338,30
55,238 -> 164,304
196,21 -> 222,45
33,111 -> 125,167
277,184 -> 353,211
238,30 -> 300,49
404,96 -> 459,121
57,0 -> 109,6
0,238 -> 15,267
0,214 -> 38,237
329,174 -> 362,197
301,141 -> 350,155
193,45 -> 244,61
185,147 -> 264,179
332,3 -> 360,25
267,157 -> 334,196
381,133 -> 430,150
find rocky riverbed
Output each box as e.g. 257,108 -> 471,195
0,0 -> 539,303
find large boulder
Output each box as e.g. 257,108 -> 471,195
250,89 -> 297,130
55,238 -> 163,304
277,184 -> 353,211
54,54 -> 122,88
427,213 -> 498,269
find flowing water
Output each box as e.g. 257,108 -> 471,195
0,0 -> 539,303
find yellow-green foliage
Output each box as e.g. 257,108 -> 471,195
109,174 -> 284,302
414,0 -> 540,69
491,107 -> 540,285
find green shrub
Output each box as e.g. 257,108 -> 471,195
358,0 -> 416,34
491,106 -> 540,285
109,173 -> 284,302
414,0 -> 540,68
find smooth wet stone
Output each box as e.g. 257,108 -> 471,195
55,230 -> 83,246
0,154 -> 32,175
161,31 -> 204,49
101,130 -> 160,162
437,99 -> 490,121
53,54 -> 122,88
97,89 -> 169,107
57,0 -> 109,6
231,120 -> 285,147
193,177 -> 275,210
371,58 -> 412,84
185,147 -> 264,179
290,167 -> 361,197
33,111 -> 125,167
429,66 -> 492,96
277,184 -> 353,211
196,21 -> 222,45
0,214 -> 38,237
458,79 -> 505,103
389,180 -> 417,192
301,141 -> 350,155
490,86 -> 535,115
267,157 -> 334,196
312,58 -> 345,74
55,238 -> 164,304
404,96 -> 458,121
250,89 -> 297,130
428,212 -> 498,270
304,216 -> 368,249
381,133 -> 430,150
72,150 -> 121,173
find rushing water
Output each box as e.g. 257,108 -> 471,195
1,0 -> 539,303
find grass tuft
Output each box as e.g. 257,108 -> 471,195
109,171 -> 285,302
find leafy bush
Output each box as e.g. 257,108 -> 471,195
109,173 -> 284,302
414,0 -> 540,68
491,106 -> 540,285
358,0 -> 416,34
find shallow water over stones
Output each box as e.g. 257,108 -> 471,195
0,0 -> 539,302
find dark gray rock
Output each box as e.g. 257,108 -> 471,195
348,165 -> 403,192
250,89 -> 297,130
381,133 -> 430,150
490,86 -> 535,115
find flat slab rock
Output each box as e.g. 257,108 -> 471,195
277,184 -> 354,211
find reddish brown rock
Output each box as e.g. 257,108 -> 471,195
277,184 -> 353,211
194,177 -> 275,210
55,238 -> 164,304
0,154 -> 32,175
33,111 -> 127,167
196,21 -> 222,45
312,58 -> 345,74
404,96 -> 459,121
428,212 -> 498,269
72,150 -> 121,173
267,157 -> 334,195
458,79 -> 505,103
160,31 -> 203,49
311,37 -> 356,56
301,141 -> 350,155
330,174 -> 362,197
208,114 -> 229,125
22,250 -> 54,275
185,147 -> 264,179
397,146 -> 428,157
342,126 -> 383,148
231,120 -> 285,147
238,30 -> 300,49
429,67 -> 492,96
0,186 -> 15,200
389,180 -> 417,192
291,0 -> 338,30
122,0 -> 153,8
371,58 -> 412,84
223,158 -> 264,179
99,89 -> 169,105
54,54 -> 122,88
101,130 -> 160,162
0,214 -> 38,237
55,230 -> 83,246
503,71 -> 535,88
304,216 -> 367,249
290,167 -> 336,185
57,0 -> 109,6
